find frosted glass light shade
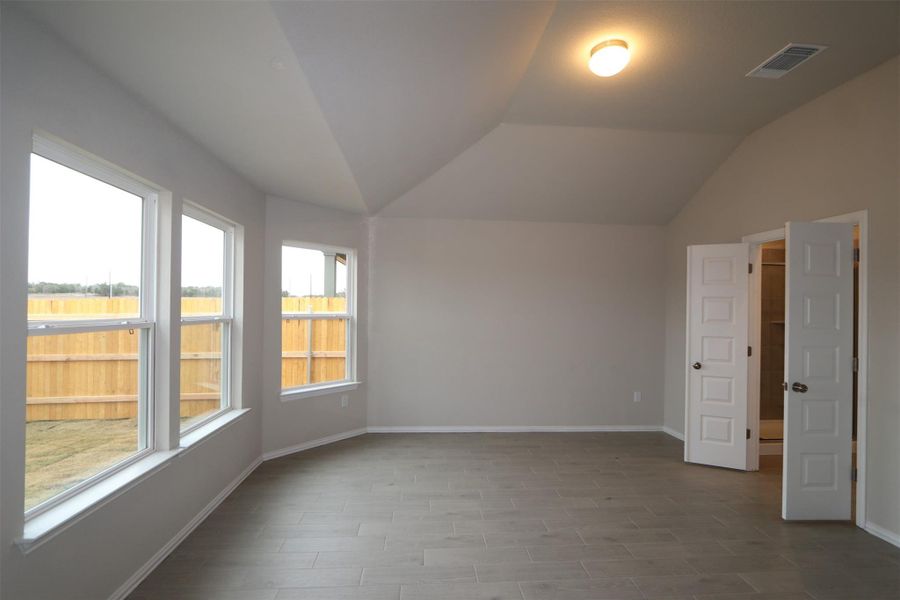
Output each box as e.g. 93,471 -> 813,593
589,40 -> 630,77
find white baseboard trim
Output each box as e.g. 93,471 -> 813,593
662,426 -> 685,441
366,425 -> 664,433
107,456 -> 262,600
262,427 -> 368,461
864,520 -> 900,549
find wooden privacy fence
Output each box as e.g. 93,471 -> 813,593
281,297 -> 348,390
26,296 -> 347,421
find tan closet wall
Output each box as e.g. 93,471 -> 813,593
760,244 -> 786,422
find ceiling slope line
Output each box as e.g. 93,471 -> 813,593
498,0 -> 559,124
272,0 -> 559,215
382,123 -> 743,224
659,134 -> 744,226
264,1 -> 367,214
372,122 -> 503,218
375,1 -> 559,216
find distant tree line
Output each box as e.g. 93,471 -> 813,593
281,290 -> 347,298
29,282 -> 224,298
181,286 -> 223,297
28,281 -> 139,296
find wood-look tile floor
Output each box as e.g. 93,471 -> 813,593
128,433 -> 900,600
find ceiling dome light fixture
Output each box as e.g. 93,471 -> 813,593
589,39 -> 630,77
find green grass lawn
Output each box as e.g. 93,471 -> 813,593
25,419 -> 138,511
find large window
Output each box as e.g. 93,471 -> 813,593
281,243 -> 355,394
180,206 -> 234,431
26,140 -> 156,514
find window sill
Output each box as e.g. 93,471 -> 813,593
179,408 -> 251,449
18,449 -> 179,554
18,408 -> 252,554
281,381 -> 361,402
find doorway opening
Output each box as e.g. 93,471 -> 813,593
757,238 -> 786,458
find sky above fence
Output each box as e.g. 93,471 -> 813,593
29,154 -> 143,286
30,154 -> 249,289
29,153 -> 343,296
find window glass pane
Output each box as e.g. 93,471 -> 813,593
25,329 -> 145,511
282,246 -> 348,314
28,154 -> 143,321
282,317 -> 348,389
181,214 -> 224,316
281,318 -> 310,389
180,322 -> 224,430
311,319 -> 347,384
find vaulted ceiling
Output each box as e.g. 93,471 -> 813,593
20,1 -> 900,224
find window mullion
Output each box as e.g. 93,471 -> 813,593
141,186 -> 158,456
345,317 -> 352,381
221,322 -> 231,411
223,219 -> 235,319
138,327 -> 151,451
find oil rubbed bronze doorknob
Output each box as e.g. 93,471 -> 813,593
692,362 -> 702,370
791,382 -> 808,393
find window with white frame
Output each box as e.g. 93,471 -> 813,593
281,243 -> 355,393
25,139 -> 157,514
180,205 -> 234,431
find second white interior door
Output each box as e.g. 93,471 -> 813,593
782,221 -> 854,520
685,243 -> 749,470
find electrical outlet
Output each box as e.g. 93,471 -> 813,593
341,394 -> 349,408
633,391 -> 642,403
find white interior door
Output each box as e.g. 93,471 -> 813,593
685,244 -> 749,470
783,221 -> 854,520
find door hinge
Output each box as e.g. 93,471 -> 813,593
746,428 -> 751,440
748,263 -> 753,274
852,357 -> 859,373
853,248 -> 860,262
852,467 -> 858,482
747,346 -> 752,357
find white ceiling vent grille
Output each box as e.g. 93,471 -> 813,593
746,43 -> 828,79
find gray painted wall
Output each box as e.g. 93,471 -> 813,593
368,217 -> 666,428
261,196 -> 369,455
662,57 -> 900,542
1,8 -> 266,599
